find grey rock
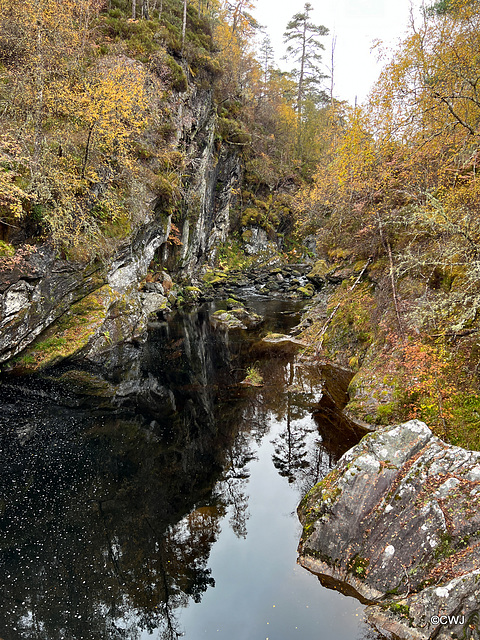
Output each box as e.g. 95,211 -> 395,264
242,226 -> 278,256
298,420 -> 480,639
210,307 -> 263,330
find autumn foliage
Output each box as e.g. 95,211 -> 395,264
293,1 -> 480,447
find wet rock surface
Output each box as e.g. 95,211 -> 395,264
297,420 -> 480,639
202,263 -> 319,300
209,306 -> 263,330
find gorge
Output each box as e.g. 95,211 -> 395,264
2,0 -> 480,638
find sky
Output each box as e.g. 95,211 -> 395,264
252,0 -> 425,105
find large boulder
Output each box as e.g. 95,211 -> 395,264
210,307 -> 263,330
297,421 -> 480,639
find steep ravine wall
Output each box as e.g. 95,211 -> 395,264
0,83 -> 241,368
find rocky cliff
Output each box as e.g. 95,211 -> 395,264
0,81 -> 241,370
298,420 -> 480,639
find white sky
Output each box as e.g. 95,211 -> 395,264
253,0 -> 425,105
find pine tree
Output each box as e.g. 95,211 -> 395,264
259,35 -> 275,94
283,2 -> 328,117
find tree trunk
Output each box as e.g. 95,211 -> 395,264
81,124 -> 95,179
181,0 -> 187,51
132,0 -> 136,20
330,35 -> 336,107
297,17 -> 307,117
33,17 -> 45,174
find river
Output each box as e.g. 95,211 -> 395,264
0,295 -> 383,640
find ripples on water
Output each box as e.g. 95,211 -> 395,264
0,297 -> 383,640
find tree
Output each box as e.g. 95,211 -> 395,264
225,0 -> 257,36
0,0 -> 100,171
181,0 -> 187,51
283,2 -> 329,118
80,59 -> 149,178
259,34 -> 275,95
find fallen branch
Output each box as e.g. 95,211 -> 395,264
314,257 -> 372,356
431,329 -> 480,338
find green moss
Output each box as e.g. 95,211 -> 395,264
217,117 -> 251,145
307,259 -> 329,279
347,554 -> 370,578
434,532 -> 455,560
301,547 -> 336,567
35,336 -> 68,352
376,402 -> 397,424
12,286 -> 113,372
388,602 -> 410,617
242,365 -> 263,387
216,237 -> 255,271
297,285 -> 315,298
0,240 -> 15,257
226,297 -> 244,308
163,55 -> 188,92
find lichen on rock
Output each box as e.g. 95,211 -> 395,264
297,420 -> 480,639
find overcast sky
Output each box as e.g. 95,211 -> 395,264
252,0 -> 425,105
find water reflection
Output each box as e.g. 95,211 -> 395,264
0,298 -> 378,640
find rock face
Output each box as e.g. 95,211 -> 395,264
297,420 -> 480,640
0,83 -> 241,368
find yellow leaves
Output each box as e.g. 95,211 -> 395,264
82,61 -> 149,151
0,0 -> 98,69
0,133 -> 30,220
371,0 -> 480,150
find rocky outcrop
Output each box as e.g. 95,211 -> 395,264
0,215 -> 172,369
241,226 -> 279,258
0,83 -> 242,368
297,420 -> 480,639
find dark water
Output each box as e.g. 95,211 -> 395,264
0,297 -> 381,640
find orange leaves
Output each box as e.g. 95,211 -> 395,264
167,222 -> 183,246
401,338 -> 456,432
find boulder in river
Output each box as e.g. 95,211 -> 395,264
297,420 -> 480,640
210,307 -> 263,330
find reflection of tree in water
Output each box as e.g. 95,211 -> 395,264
250,356 -> 329,490
0,299 -> 360,639
0,409 -> 230,640
217,427 -> 257,539
0,303 -> 274,639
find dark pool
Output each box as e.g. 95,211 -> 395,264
0,296 -> 382,640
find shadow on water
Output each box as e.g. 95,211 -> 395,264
0,297 -> 383,640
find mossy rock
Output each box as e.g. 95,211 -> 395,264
297,285 -> 315,298
226,297 -> 245,309
12,286 -> 115,372
183,285 -> 203,303
164,54 -> 188,92
307,259 -> 329,286
241,229 -> 253,242
346,363 -> 401,425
